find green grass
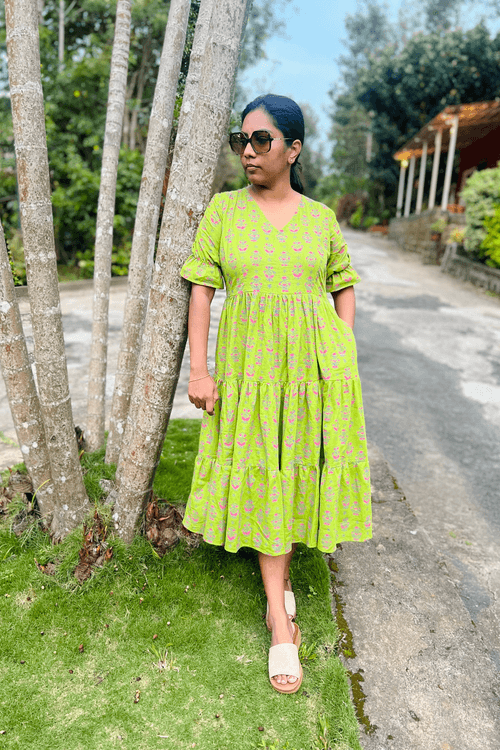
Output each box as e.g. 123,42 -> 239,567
0,420 -> 362,750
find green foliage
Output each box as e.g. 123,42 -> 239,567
349,203 -> 364,228
461,166 -> 500,264
480,204 -> 500,267
355,24 -> 500,201
430,217 -> 448,233
362,215 -> 380,229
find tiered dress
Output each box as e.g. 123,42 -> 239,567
180,187 -> 371,556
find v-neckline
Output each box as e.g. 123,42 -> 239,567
246,187 -> 303,233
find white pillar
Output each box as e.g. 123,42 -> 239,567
396,161 -> 407,218
428,130 -> 442,210
415,141 -> 428,215
404,155 -> 416,217
441,114 -> 459,211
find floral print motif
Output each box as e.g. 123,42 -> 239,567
180,187 -> 372,555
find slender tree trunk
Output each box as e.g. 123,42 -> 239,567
5,0 -> 89,539
113,0 -> 250,542
105,0 -> 191,465
85,0 -> 132,452
122,70 -> 138,149
58,0 -> 64,70
129,33 -> 151,151
0,222 -> 55,519
37,0 -> 44,23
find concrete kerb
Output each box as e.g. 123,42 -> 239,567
14,275 -> 130,298
326,443 -> 500,750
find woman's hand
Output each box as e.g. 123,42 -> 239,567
332,285 -> 356,329
188,375 -> 219,416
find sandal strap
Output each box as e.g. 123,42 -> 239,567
269,643 -> 301,680
284,590 -> 296,617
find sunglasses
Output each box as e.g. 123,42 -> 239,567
229,130 -> 293,155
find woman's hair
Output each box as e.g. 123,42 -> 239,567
241,94 -> 305,194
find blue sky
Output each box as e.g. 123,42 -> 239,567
240,0 -> 500,148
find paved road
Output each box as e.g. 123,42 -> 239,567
346,228 -> 500,676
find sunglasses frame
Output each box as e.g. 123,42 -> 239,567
229,129 -> 293,155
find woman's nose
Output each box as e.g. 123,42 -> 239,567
243,139 -> 255,156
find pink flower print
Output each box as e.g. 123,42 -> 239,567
365,518 -> 372,530
257,482 -> 266,499
264,242 -> 274,254
245,364 -> 255,378
242,522 -> 252,536
227,533 -> 237,542
218,498 -> 227,512
253,532 -> 262,546
279,276 -> 291,293
262,222 -> 273,234
312,208 -> 320,218
303,231 -> 312,244
270,485 -> 279,503
323,510 -> 333,525
264,266 -> 275,281
285,435 -> 294,449
344,368 -> 352,381
305,276 -> 314,293
352,501 -> 360,517
272,512 -> 282,530
272,538 -> 282,553
231,477 -> 242,490
265,342 -> 274,354
241,264 -> 249,278
342,493 -> 351,509
240,408 -> 252,423
292,264 -> 303,278
236,219 -> 247,231
256,508 -> 265,524
225,230 -> 235,243
255,348 -> 263,366
297,500 -> 305,515
250,275 -> 262,294
245,336 -> 255,351
289,222 -> 299,234
251,249 -> 261,266
346,442 -> 354,456
228,252 -> 238,269
249,229 -> 259,242
297,522 -> 306,539
292,242 -> 303,253
279,251 -> 290,266
341,518 -> 349,531
357,427 -> 366,441
237,241 -> 248,253
244,498 -> 255,513
332,447 -> 341,460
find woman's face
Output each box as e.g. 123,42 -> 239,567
239,108 -> 301,189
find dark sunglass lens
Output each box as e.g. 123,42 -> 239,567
229,133 -> 246,154
251,131 -> 272,153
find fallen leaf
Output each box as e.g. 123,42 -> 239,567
134,690 -> 140,703
78,644 -> 84,653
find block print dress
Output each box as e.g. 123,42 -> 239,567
180,187 -> 372,556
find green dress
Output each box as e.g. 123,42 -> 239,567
180,187 -> 372,556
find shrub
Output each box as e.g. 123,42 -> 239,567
447,227 -> 465,245
349,203 -> 363,228
480,204 -> 500,268
362,215 -> 380,230
461,167 -> 500,266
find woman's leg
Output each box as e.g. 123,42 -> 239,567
258,550 -> 297,686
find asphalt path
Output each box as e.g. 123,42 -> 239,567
346,228 -> 500,673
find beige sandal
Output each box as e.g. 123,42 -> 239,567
269,639 -> 303,694
265,580 -> 296,631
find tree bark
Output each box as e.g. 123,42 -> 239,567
5,0 -> 89,539
105,0 -> 191,466
85,0 -> 132,452
113,0 -> 250,542
129,32 -> 151,151
0,221 -> 55,519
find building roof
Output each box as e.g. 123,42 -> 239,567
394,100 -> 500,161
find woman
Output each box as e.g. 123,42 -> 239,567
180,94 -> 372,694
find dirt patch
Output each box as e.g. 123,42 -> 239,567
142,499 -> 201,556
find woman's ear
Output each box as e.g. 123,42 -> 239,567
288,139 -> 302,164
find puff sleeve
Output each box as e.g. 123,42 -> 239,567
326,212 -> 361,293
180,194 -> 224,289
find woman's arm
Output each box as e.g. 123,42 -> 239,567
187,283 -> 219,416
332,285 -> 356,329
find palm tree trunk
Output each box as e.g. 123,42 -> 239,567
85,0 -> 132,452
0,221 -> 55,519
5,0 -> 88,540
113,0 -> 250,542
105,0 -> 191,466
